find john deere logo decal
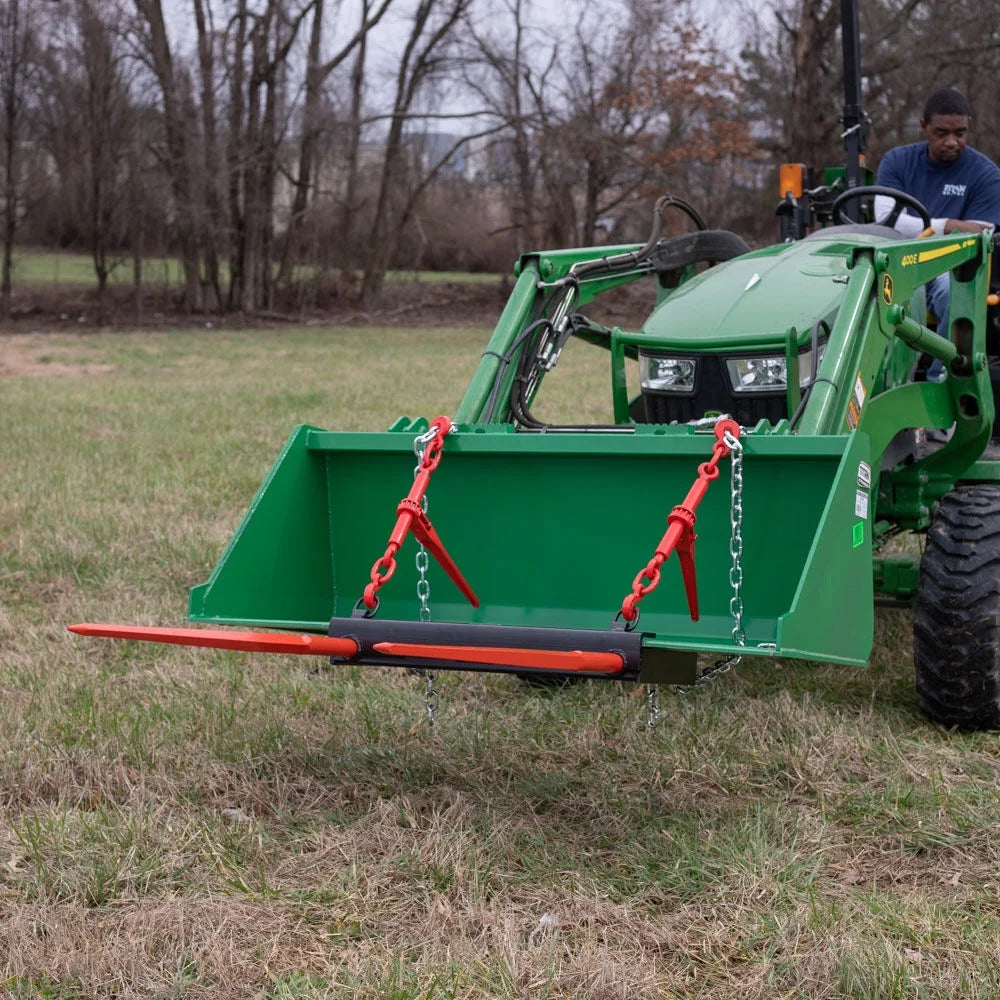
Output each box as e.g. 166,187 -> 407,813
881,273 -> 894,305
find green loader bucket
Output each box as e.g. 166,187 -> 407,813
189,423 -> 873,669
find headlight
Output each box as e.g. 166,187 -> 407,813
639,353 -> 696,392
726,343 -> 826,393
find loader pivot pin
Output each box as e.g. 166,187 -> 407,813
362,416 -> 480,611
620,419 -> 741,625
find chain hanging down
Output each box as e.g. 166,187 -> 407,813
361,416 -> 478,614
619,419 -> 741,627
632,421 -> 747,720
675,426 -> 746,694
645,684 -> 662,729
412,428 -> 439,725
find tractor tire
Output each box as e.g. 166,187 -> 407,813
913,484 -> 1000,730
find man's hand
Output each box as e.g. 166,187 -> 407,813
944,219 -> 993,234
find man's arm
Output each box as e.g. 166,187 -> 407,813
874,147 -> 937,234
873,194 -> 933,236
874,145 -> 988,235
873,195 -> 990,235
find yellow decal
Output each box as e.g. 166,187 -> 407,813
917,243 -> 963,264
881,273 -> 894,304
901,240 -> 976,267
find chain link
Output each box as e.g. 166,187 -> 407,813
424,671 -> 439,726
667,425 -> 746,697
725,429 -> 746,650
645,684 -> 661,728
412,429 -> 437,721
413,432 -> 433,623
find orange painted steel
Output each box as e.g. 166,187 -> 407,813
619,419 -> 741,624
372,641 -> 624,673
362,416 -> 479,610
68,623 -> 359,657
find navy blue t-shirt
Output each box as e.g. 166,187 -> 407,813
876,142 -> 1000,226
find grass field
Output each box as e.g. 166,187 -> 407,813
8,250 -> 501,288
2,327 -> 1000,999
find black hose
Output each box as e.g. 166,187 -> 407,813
498,193 -> 723,429
789,319 -> 831,429
482,317 -> 554,422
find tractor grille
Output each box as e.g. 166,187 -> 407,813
641,355 -> 788,426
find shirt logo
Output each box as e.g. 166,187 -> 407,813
942,183 -> 967,197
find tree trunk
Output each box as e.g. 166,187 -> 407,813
339,1 -> 370,257
134,0 -> 203,311
788,0 -> 840,169
276,0 -> 324,287
226,0 -> 248,310
192,0 -> 223,311
360,0 -> 469,304
0,0 -> 23,318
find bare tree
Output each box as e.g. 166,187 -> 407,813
461,0 -> 558,248
132,0 -> 204,310
191,0 -> 224,310
276,0 -> 395,289
360,0 -> 474,303
535,0 -> 752,245
39,0 -> 136,323
223,0 -> 314,312
0,0 -> 42,315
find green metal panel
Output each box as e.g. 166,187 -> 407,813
639,234 -> 877,352
188,425 -> 332,631
189,423 -> 873,666
775,429 -> 872,663
188,426 -> 336,629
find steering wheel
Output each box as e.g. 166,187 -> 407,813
831,185 -> 931,229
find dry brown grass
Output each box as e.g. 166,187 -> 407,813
3,329 -> 1000,999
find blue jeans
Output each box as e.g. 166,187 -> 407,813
926,274 -> 950,380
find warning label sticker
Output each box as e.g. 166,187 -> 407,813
855,489 -> 869,519
847,399 -> 859,429
858,462 -> 871,489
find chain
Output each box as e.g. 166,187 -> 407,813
725,428 -> 746,650
412,428 -> 433,623
424,671 -> 439,726
412,428 -> 437,722
667,426 -> 746,697
645,684 -> 661,728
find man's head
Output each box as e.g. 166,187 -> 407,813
921,88 -> 972,165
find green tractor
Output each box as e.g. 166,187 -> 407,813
72,181 -> 1000,730
70,0 -> 1000,731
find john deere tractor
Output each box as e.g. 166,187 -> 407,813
71,1 -> 1000,731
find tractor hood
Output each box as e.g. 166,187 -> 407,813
641,230 -> 893,352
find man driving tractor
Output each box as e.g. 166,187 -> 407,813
875,88 -> 1000,374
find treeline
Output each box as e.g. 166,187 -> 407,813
4,0 -> 999,319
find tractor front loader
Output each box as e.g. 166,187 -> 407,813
72,189 -> 1000,730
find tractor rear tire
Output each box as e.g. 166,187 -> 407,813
913,484 -> 1000,730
